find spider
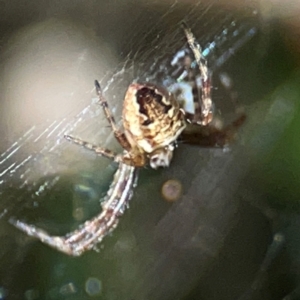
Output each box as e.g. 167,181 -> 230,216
9,23 -> 245,256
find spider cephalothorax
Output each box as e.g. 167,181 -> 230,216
122,83 -> 186,168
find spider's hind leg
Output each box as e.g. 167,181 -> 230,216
181,113 -> 246,147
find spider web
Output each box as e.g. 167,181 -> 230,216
0,1 -> 269,299
0,2 -> 257,220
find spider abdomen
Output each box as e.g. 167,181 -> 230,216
122,83 -> 186,155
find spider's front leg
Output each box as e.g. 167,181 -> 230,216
10,162 -> 137,256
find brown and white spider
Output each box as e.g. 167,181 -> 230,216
9,23 -> 245,256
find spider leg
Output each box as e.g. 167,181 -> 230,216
10,163 -> 137,256
64,135 -> 146,167
64,134 -> 121,161
180,113 -> 246,147
182,22 -> 213,125
94,80 -> 131,151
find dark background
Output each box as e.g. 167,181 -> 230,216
0,1 -> 300,299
